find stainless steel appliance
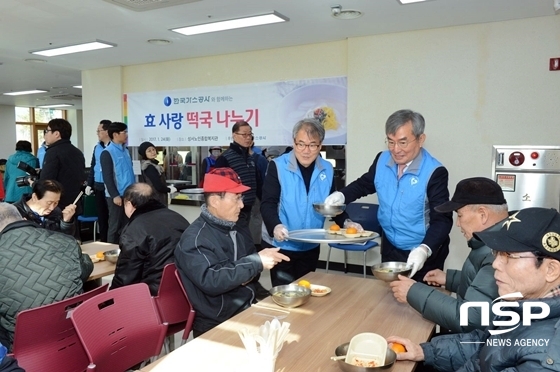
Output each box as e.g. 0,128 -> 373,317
492,145 -> 560,211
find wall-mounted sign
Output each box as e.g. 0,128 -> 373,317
125,76 -> 347,146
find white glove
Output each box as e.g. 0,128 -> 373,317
343,219 -> 364,232
84,186 -> 93,196
324,191 -> 345,206
273,224 -> 289,242
168,186 -> 178,194
407,246 -> 430,278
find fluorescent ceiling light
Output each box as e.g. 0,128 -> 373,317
31,40 -> 116,57
73,85 -> 82,89
38,104 -> 74,108
171,11 -> 288,36
398,0 -> 428,3
3,90 -> 47,96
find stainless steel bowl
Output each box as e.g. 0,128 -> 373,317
335,342 -> 396,371
312,203 -> 346,217
269,284 -> 311,308
103,249 -> 121,264
371,262 -> 412,282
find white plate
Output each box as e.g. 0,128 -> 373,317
310,284 -> 331,297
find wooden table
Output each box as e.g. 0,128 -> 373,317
142,272 -> 436,372
81,242 -> 118,281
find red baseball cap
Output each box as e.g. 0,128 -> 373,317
203,167 -> 250,194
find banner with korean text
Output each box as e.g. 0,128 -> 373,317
125,76 -> 347,147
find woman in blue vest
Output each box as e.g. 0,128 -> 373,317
261,118 -> 335,286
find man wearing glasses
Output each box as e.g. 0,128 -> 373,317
261,118 -> 335,286
326,109 -> 452,281
389,207 -> 560,371
40,118 -> 86,213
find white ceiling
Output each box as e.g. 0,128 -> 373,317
0,0 -> 554,109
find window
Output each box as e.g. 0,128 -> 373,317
15,107 -> 66,154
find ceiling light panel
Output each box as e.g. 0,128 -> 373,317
398,0 -> 429,4
31,40 -> 116,57
38,104 -> 74,108
171,12 -> 289,36
3,90 -> 47,96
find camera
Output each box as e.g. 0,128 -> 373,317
15,161 -> 39,187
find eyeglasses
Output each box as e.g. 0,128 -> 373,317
96,129 -> 106,133
295,142 -> 320,151
224,194 -> 244,203
385,137 -> 418,149
43,129 -> 52,134
491,250 -> 546,262
235,132 -> 253,138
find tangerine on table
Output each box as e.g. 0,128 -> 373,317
390,342 -> 407,353
298,280 -> 311,288
346,227 -> 358,234
95,251 -> 104,259
329,224 -> 341,231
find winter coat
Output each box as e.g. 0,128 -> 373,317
140,160 -> 169,206
175,204 -> 263,334
0,221 -> 93,351
111,200 -> 190,295
12,194 -> 75,237
4,151 -> 38,203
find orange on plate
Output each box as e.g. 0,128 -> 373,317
297,279 -> 311,289
390,342 -> 407,353
346,227 -> 358,234
329,224 -> 341,231
95,251 -> 105,259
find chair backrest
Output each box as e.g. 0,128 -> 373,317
154,263 -> 196,339
345,203 -> 381,233
12,284 -> 109,372
70,283 -> 168,372
81,194 -> 97,218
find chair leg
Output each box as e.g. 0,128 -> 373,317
343,251 -> 348,273
362,251 -> 367,278
325,247 -> 332,273
94,221 -> 97,242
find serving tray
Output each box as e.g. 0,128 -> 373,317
285,229 -> 379,244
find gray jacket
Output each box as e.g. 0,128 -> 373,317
421,296 -> 560,371
0,221 -> 93,350
407,235 -> 499,332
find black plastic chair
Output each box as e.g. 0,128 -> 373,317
326,203 -> 382,278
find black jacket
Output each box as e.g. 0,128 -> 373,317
110,200 -> 190,296
40,139 -> 86,210
13,194 -> 75,237
215,142 -> 258,206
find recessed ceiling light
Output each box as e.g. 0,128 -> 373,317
331,8 -> 363,20
147,39 -> 172,45
38,104 -> 74,108
73,85 -> 82,89
171,11 -> 288,36
24,58 -> 47,63
3,90 -> 48,96
397,0 -> 429,4
30,40 -> 116,57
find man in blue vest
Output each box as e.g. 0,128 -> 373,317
326,109 -> 453,281
100,122 -> 135,244
199,146 -> 222,185
85,119 -> 111,242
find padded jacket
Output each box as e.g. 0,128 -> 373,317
421,296 -> 560,371
111,200 -> 190,296
407,235 -> 499,332
0,221 -> 93,351
175,204 -> 263,334
12,194 -> 75,237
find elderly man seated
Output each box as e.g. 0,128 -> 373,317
389,177 -> 505,332
111,182 -> 190,295
0,203 -> 93,351
388,207 -> 560,371
175,168 -> 290,337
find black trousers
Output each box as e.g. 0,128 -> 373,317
93,183 -> 109,242
263,241 -> 320,287
106,197 -> 127,244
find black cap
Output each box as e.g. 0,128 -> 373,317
435,177 -> 507,213
474,207 -> 560,260
138,141 -> 155,159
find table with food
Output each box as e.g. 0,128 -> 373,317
80,241 -> 119,281
141,271 -> 435,372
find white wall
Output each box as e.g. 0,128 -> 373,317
0,105 -> 17,159
82,15 -> 560,270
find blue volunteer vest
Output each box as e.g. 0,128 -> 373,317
103,142 -> 135,197
93,142 -> 106,183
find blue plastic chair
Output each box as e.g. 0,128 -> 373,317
326,203 -> 381,278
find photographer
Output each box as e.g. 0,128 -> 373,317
13,179 -> 76,236
3,141 -> 38,203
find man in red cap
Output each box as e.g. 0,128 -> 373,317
175,167 -> 289,337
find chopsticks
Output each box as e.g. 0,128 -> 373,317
72,191 -> 84,205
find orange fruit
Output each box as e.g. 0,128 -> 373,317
346,227 -> 358,234
298,280 -> 311,289
390,342 -> 406,353
96,251 -> 104,259
329,224 -> 341,231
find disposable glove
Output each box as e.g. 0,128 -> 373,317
407,245 -> 430,278
343,219 -> 364,233
324,191 -> 345,206
273,224 -> 289,242
168,186 -> 178,194
84,186 -> 93,196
